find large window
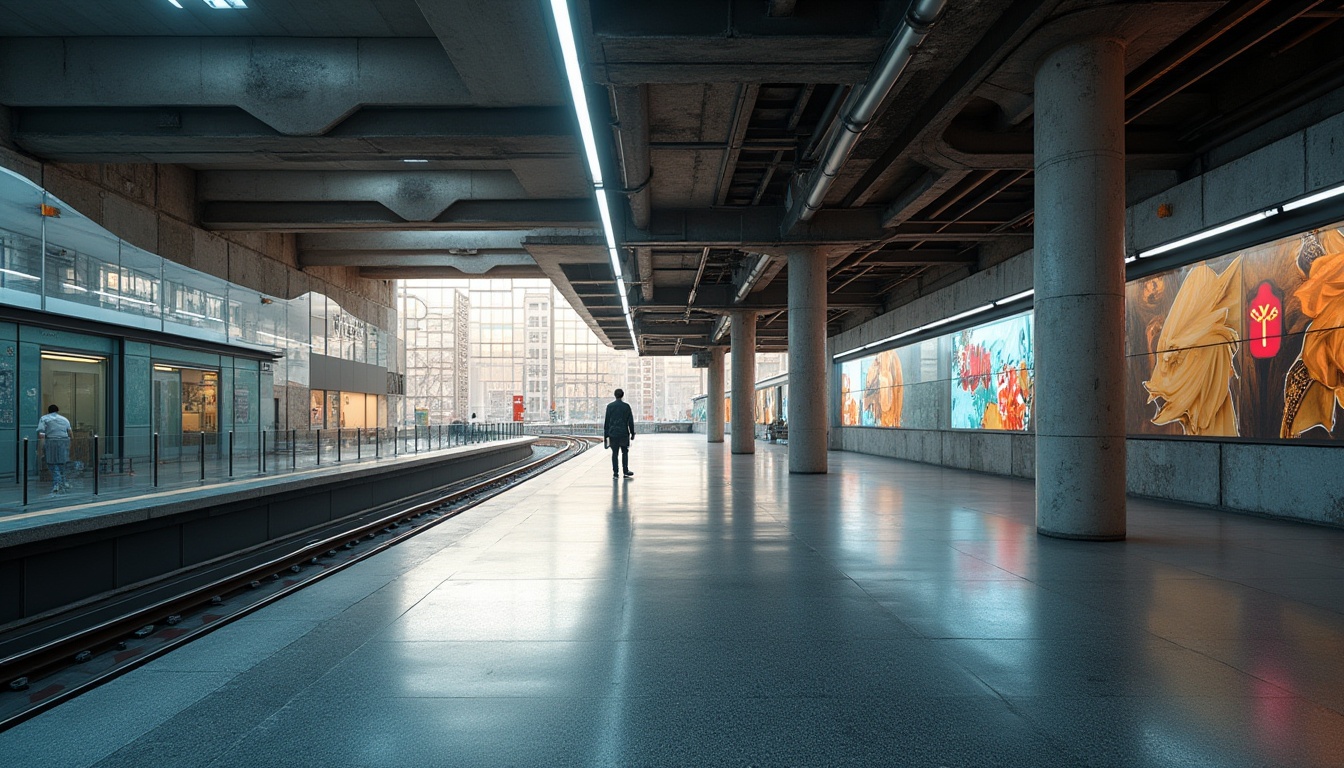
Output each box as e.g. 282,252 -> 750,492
40,352 -> 107,437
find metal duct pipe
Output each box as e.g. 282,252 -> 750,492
734,253 -> 772,302
784,0 -> 947,231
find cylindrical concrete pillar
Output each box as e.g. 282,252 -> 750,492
1033,37 -> 1127,540
707,346 -> 726,443
787,248 -> 828,473
729,312 -> 757,455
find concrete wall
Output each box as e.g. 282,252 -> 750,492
830,103 -> 1344,529
837,428 -> 1344,528
0,146 -> 395,332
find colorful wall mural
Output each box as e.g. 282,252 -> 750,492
836,219 -> 1344,443
1127,219 -> 1344,441
951,313 -> 1035,431
840,336 -> 956,429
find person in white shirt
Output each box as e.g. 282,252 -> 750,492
37,404 -> 73,494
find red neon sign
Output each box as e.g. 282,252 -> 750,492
1248,282 -> 1282,359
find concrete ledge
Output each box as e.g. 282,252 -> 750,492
0,438 -> 535,622
836,427 -> 1344,529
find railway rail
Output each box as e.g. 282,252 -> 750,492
0,435 -> 596,731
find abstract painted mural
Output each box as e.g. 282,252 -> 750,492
950,313 -> 1035,431
1127,219 -> 1344,441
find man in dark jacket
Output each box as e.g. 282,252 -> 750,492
603,388 -> 636,478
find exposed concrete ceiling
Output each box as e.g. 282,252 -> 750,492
2,0 -> 1342,354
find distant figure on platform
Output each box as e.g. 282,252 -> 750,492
604,388 -> 635,479
37,404 -> 72,495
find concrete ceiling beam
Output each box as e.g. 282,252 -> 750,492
413,0 -> 564,106
594,37 -> 887,84
627,207 -> 887,247
359,265 -> 545,280
303,252 -> 536,269
12,106 -> 577,163
0,37 -> 471,136
198,170 -> 531,222
200,199 -> 597,232
299,229 -> 596,255
610,85 -> 652,230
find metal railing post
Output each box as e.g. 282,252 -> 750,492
291,429 -> 297,469
393,426 -> 398,456
228,431 -> 234,477
337,428 -> 342,462
199,431 -> 206,481
316,429 -> 322,466
357,428 -> 362,461
152,432 -> 159,487
21,438 -> 28,505
260,430 -> 267,473
375,427 -> 381,458
414,426 -> 419,454
92,434 -> 100,495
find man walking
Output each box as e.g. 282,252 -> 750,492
603,388 -> 635,479
37,404 -> 73,495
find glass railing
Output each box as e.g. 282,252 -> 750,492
0,422 -> 527,517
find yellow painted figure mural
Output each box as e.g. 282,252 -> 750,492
1126,220 -> 1344,442
1283,228 -> 1344,437
1143,258 -> 1243,436
863,350 -> 903,427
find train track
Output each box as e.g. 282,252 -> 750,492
0,435 -> 596,731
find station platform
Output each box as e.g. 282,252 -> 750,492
3,434 -> 1343,767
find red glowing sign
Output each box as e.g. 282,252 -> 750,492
512,394 -> 525,422
1248,282 -> 1282,359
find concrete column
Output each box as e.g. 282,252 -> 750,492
707,346 -> 726,443
729,312 -> 757,455
1033,37 -> 1127,541
787,248 -> 827,473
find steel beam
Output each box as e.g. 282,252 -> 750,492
201,199 -> 597,231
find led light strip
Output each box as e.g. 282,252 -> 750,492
548,0 -> 637,348
833,289 -> 1034,360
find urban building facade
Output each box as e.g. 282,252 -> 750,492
400,279 -> 699,424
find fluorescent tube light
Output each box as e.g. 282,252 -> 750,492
923,303 -> 995,330
402,158 -> 430,164
61,283 -> 89,293
1282,182 -> 1344,212
995,289 -> 1033,305
549,0 -> 604,187
95,290 -> 156,307
0,268 -> 38,281
42,353 -> 106,364
168,0 -> 183,7
596,191 -> 618,251
1125,255 -> 1138,264
608,248 -> 624,280
1138,208 -> 1279,259
203,0 -> 247,7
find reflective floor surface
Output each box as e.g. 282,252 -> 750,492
4,434 -> 1344,767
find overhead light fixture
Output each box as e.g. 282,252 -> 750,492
62,283 -> 89,293
167,0 -> 183,7
547,0 -> 637,347
1282,182 -> 1344,212
42,352 -> 106,365
0,268 -> 38,281
1138,208 -> 1279,259
995,289 -> 1033,306
203,0 -> 247,8
154,364 -> 178,372
402,158 -> 430,164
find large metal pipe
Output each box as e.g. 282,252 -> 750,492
783,0 -> 947,232
611,85 -> 652,230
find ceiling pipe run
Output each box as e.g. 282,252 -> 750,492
782,0 -> 948,233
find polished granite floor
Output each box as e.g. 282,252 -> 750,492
4,434 -> 1344,767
